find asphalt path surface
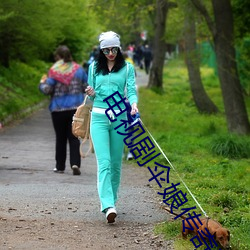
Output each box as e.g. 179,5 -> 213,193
0,70 -> 173,249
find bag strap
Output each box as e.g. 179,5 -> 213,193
125,62 -> 129,97
126,62 -> 129,82
92,61 -> 95,79
79,110 -> 93,158
92,61 -> 95,89
79,95 -> 93,158
79,136 -> 93,158
83,94 -> 88,105
79,139 -> 93,158
78,63 -> 95,159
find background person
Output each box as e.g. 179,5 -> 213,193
85,31 -> 138,223
143,44 -> 153,74
84,46 -> 100,73
134,44 -> 144,69
39,45 -> 88,175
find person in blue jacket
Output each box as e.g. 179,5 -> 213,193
39,45 -> 88,175
86,31 -> 138,223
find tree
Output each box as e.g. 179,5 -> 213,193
148,0 -> 177,89
91,0 -> 156,48
191,0 -> 250,134
184,1 -> 218,114
0,0 -> 98,66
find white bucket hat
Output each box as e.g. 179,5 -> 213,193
99,31 -> 121,49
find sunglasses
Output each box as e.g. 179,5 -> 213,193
102,47 -> 119,55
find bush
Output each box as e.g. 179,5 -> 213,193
210,135 -> 250,159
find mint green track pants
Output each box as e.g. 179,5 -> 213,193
90,111 -> 126,212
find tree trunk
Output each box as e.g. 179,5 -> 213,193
184,4 -> 218,114
191,0 -> 250,134
148,0 -> 169,89
212,0 -> 250,134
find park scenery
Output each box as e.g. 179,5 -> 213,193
0,1 -> 249,250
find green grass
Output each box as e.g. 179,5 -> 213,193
0,60 -> 50,123
135,58 -> 250,249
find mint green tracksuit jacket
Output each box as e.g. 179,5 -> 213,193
88,62 -> 137,212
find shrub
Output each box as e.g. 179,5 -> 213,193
210,135 -> 250,158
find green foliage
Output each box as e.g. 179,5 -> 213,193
165,0 -> 212,44
165,2 -> 184,44
0,0 -> 100,66
154,221 -> 180,239
201,121 -> 217,136
232,0 -> 250,39
0,60 -> 49,122
92,0 -> 155,45
209,191 -> 238,209
210,134 -> 250,159
137,58 -> 250,249
236,37 -> 250,95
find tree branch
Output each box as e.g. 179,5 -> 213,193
190,0 -> 216,37
167,1 -> 178,9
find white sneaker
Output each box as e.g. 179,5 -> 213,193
105,207 -> 117,223
127,152 -> 133,161
53,168 -> 64,173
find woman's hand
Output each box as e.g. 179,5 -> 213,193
85,86 -> 96,97
131,103 -> 138,115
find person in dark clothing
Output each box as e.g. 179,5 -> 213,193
143,44 -> 152,74
134,45 -> 144,69
87,46 -> 99,67
39,45 -> 88,175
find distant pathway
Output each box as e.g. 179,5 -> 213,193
135,68 -> 149,88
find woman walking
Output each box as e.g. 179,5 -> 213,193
85,31 -> 138,223
39,45 -> 88,175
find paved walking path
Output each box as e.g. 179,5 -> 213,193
0,70 -> 172,249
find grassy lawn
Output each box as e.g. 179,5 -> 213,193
135,58 -> 250,250
0,60 -> 50,123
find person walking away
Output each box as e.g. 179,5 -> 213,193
134,44 -> 144,69
85,31 -> 138,223
143,44 -> 152,74
86,46 -> 99,72
39,45 -> 88,175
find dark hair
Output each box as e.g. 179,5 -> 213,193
54,45 -> 73,63
95,48 -> 126,75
